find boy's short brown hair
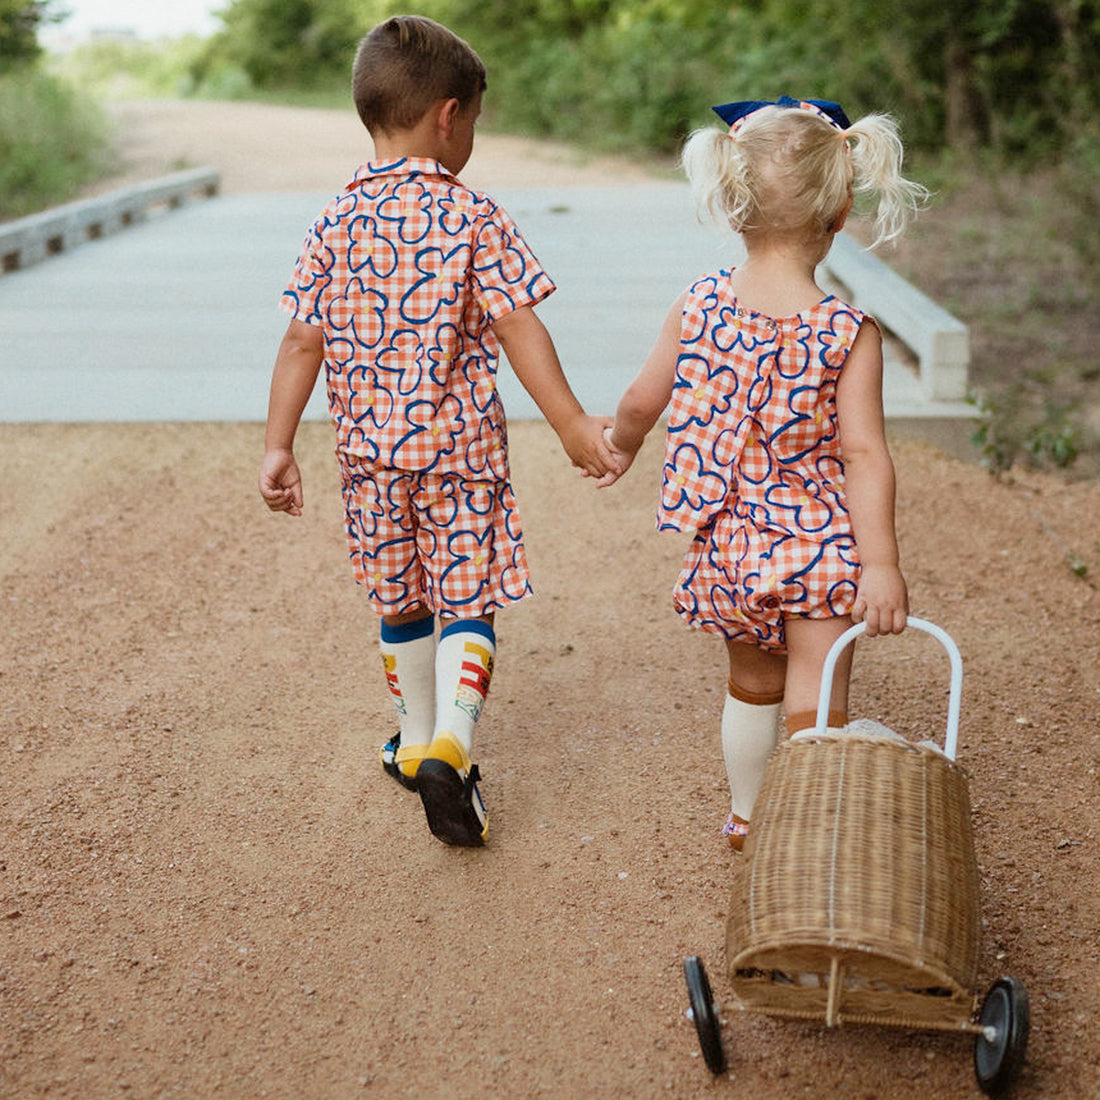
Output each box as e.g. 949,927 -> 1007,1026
352,16 -> 486,135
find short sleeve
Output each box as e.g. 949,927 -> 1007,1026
469,204 -> 554,323
279,221 -> 333,326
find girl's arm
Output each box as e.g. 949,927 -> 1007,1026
493,305 -> 615,478
599,292 -> 686,485
259,318 -> 325,516
835,320 -> 908,636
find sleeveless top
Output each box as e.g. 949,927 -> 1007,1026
657,269 -> 870,539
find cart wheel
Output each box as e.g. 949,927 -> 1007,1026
974,976 -> 1029,1096
683,955 -> 726,1075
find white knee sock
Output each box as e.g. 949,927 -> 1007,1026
722,692 -> 782,820
379,616 -> 435,747
433,619 -> 495,756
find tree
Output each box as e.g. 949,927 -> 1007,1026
0,0 -> 53,66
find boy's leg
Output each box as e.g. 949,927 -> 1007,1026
721,640 -> 785,850
378,606 -> 435,790
411,474 -> 530,847
782,615 -> 854,736
416,615 -> 495,847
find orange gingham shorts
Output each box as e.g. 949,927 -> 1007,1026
672,508 -> 859,652
340,458 -> 533,618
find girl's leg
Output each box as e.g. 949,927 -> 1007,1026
782,616 -> 854,734
721,640 -> 786,848
379,604 -> 436,788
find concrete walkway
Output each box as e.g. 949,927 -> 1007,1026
0,185 -> 974,423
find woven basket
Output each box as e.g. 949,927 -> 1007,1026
726,733 -> 981,1029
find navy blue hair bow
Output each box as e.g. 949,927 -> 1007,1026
712,96 -> 851,131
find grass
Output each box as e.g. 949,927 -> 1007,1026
0,67 -> 111,220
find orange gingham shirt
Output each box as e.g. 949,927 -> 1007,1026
658,270 -> 868,537
281,157 -> 555,477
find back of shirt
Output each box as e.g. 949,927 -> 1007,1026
281,156 -> 555,477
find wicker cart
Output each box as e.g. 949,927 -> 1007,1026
683,619 -> 1029,1095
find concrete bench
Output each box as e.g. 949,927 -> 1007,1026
1,167 -> 220,275
821,231 -> 969,402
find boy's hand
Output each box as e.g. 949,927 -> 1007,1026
259,449 -> 304,516
560,414 -> 621,480
851,564 -> 908,637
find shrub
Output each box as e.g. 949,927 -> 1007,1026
0,66 -> 110,218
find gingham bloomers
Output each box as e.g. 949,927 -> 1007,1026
280,157 -> 555,478
659,270 -> 873,645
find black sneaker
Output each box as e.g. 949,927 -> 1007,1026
379,734 -> 418,792
416,733 -> 488,846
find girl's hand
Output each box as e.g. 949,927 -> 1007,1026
594,426 -> 637,487
851,564 -> 908,637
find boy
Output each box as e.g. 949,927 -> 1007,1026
259,15 -> 613,847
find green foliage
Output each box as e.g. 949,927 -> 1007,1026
972,393 -> 1083,473
0,66 -> 110,217
199,0 -> 363,89
52,36 -> 211,99
196,0 -> 1100,160
0,0 -> 51,67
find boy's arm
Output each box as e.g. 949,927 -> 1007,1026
259,318 -> 325,516
835,320 -> 908,636
492,305 -> 615,478
598,292 -> 685,485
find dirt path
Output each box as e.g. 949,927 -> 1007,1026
2,101 -> 1098,1099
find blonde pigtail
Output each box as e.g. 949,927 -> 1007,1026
680,127 -> 756,233
845,114 -> 929,246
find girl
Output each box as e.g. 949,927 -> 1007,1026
601,97 -> 925,849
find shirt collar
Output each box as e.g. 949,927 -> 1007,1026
347,156 -> 456,189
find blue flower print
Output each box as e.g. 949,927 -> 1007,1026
735,415 -> 773,486
819,309 -> 861,369
367,535 -> 418,604
327,276 -> 387,349
346,363 -> 393,427
392,393 -> 466,469
460,479 -> 496,518
427,323 -> 462,386
775,322 -> 812,381
440,527 -> 493,607
341,469 -> 384,542
471,219 -> 530,299
745,369 -> 775,415
400,243 -> 470,324
771,382 -> 836,463
376,329 -> 425,397
438,186 -> 485,235
681,276 -> 720,346
417,476 -> 460,528
661,442 -> 728,516
668,353 -> 739,431
712,304 -> 772,356
500,544 -> 532,602
463,417 -> 502,477
345,214 -> 398,279
377,182 -> 433,244
763,469 -> 835,535
341,425 -> 381,464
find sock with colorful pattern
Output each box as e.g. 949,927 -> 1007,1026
379,615 -> 435,782
429,619 -> 495,760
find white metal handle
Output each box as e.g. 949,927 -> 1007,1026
813,616 -> 962,760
